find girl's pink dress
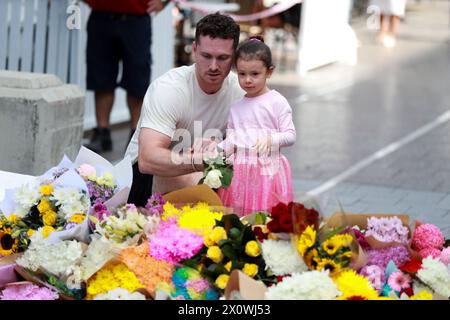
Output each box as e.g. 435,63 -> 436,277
217,90 -> 296,216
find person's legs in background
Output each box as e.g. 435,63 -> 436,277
87,91 -> 115,152
126,93 -> 142,142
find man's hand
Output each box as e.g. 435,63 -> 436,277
147,0 -> 164,14
253,135 -> 273,156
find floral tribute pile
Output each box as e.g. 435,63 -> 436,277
0,150 -> 449,300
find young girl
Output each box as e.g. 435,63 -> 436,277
217,36 -> 296,216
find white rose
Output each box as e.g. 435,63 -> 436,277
204,169 -> 223,189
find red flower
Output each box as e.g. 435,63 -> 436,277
267,220 -> 281,233
253,226 -> 268,242
290,202 -> 319,234
399,287 -> 414,297
399,259 -> 422,274
278,214 -> 293,233
271,202 -> 289,218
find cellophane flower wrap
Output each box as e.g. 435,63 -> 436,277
199,147 -> 233,189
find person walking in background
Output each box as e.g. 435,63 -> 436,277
217,36 -> 296,216
83,0 -> 167,153
371,0 -> 407,48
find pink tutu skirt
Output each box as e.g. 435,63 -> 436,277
218,153 -> 293,216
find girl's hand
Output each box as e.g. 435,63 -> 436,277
253,135 -> 272,156
147,0 -> 164,14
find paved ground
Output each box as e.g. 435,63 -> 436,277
85,0 -> 450,237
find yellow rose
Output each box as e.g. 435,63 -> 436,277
42,226 -> 56,238
27,229 -> 35,237
206,246 -> 224,263
242,263 -> 259,278
37,199 -> 51,214
43,210 -> 57,226
40,185 -> 53,196
245,240 -> 261,257
210,227 -> 227,244
224,261 -> 232,272
69,214 -> 85,224
215,274 -> 229,290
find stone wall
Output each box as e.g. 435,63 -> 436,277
0,70 -> 84,175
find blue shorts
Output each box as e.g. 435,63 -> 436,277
86,11 -> 152,99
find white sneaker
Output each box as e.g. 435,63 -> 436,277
382,35 -> 396,48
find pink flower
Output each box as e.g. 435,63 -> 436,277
78,164 -> 96,178
0,283 -> 59,300
359,265 -> 385,291
186,279 -> 210,293
387,271 -> 411,292
411,224 -> 445,251
419,247 -> 442,259
440,247 -> 450,266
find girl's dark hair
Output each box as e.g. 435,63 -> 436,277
195,13 -> 241,49
235,35 -> 273,68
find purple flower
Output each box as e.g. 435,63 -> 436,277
0,283 -> 58,300
359,264 -> 386,291
366,246 -> 411,270
145,193 -> 166,216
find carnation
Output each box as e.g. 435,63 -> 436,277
412,224 -> 445,251
261,240 -> 308,276
365,216 -> 409,244
366,246 -> 410,269
0,283 -> 59,300
416,257 -> 450,297
265,271 -> 341,300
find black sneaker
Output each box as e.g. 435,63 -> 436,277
84,127 -> 113,153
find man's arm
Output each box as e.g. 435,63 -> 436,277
138,128 -> 203,177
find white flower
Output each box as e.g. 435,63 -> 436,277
265,271 -> 341,300
94,288 -> 146,300
204,169 -> 222,189
417,256 -> 450,298
13,182 -> 40,213
261,240 -> 308,276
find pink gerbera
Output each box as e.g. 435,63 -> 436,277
387,271 -> 411,292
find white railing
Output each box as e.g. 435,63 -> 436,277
0,0 -> 175,130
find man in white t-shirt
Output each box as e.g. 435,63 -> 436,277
125,13 -> 244,205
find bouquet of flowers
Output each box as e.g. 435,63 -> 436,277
0,169 -> 90,253
182,214 -> 276,291
199,147 -> 233,189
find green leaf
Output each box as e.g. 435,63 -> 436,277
221,243 -> 238,261
323,226 -> 345,240
220,168 -> 233,188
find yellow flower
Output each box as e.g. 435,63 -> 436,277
42,226 -> 56,238
215,274 -> 229,290
242,263 -> 259,278
297,225 -> 316,256
224,261 -> 232,272
339,251 -> 353,259
177,205 -> 223,236
27,229 -> 35,237
161,202 -> 180,221
204,230 -> 216,247
43,210 -> 57,226
316,258 -> 342,276
0,228 -> 19,256
210,227 -> 227,243
40,184 -> 53,196
322,237 -> 342,255
304,248 -> 319,270
69,214 -> 85,224
333,234 -> 353,247
335,270 -> 379,300
245,240 -> 261,257
411,291 -> 433,300
37,199 -> 51,214
206,246 -> 224,263
7,214 -> 19,223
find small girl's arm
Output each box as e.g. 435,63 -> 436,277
271,101 -> 296,148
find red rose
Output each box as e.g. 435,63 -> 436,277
278,214 -> 293,233
267,219 -> 281,233
253,226 -> 268,242
271,202 -> 289,218
399,259 -> 422,274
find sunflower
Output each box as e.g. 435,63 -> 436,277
316,258 -> 342,276
297,225 -> 316,256
0,228 -> 19,256
322,237 -> 342,255
334,270 -> 380,300
304,248 -> 319,270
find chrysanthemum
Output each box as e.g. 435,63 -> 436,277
0,228 -> 19,256
334,270 -> 380,300
387,271 -> 411,292
412,224 -> 445,251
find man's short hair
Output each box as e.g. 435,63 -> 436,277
195,13 -> 240,49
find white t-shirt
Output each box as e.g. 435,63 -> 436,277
125,64 -> 244,194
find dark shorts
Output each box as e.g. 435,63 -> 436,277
86,11 -> 152,99
128,162 -> 153,207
